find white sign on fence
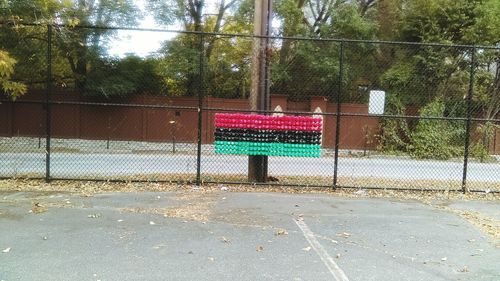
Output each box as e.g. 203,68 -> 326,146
368,90 -> 386,115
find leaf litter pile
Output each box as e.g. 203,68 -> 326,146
0,179 -> 499,243
120,191 -> 217,222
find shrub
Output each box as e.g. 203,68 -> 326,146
377,95 -> 411,153
409,100 -> 464,160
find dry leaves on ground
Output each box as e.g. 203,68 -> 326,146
276,229 -> 288,236
30,202 -> 47,214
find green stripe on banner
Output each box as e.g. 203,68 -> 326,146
215,141 -> 321,157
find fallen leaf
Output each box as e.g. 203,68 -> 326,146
31,203 -> 47,214
152,244 -> 166,249
256,245 -> 264,252
336,232 -> 351,238
458,266 -> 469,273
302,246 -> 311,251
2,247 -> 11,253
276,229 -> 288,236
354,189 -> 368,196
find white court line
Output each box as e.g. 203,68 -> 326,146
295,219 -> 350,281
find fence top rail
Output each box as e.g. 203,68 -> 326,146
1,21 -> 499,50
0,99 -> 199,110
1,99 -> 499,123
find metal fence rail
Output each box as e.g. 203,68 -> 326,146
1,23 -> 499,193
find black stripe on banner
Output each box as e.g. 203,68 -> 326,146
214,128 -> 321,144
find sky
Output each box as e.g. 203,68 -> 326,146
107,0 -> 169,57
108,0 -> 223,57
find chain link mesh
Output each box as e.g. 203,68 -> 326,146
1,24 -> 499,192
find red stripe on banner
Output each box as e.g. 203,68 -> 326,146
215,113 -> 322,132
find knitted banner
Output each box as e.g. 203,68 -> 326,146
214,113 -> 322,157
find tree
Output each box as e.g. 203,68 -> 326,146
378,0 -> 497,108
148,0 -> 250,97
52,0 -> 140,92
1,0 -> 142,96
272,0 -> 377,101
376,0 -> 500,157
0,1 -> 63,86
147,0 -> 241,60
0,50 -> 27,99
85,55 -> 163,97
374,0 -> 403,40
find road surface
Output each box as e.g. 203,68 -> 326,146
1,153 -> 498,185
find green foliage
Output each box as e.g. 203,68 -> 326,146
273,1 -> 378,101
409,100 -> 465,160
400,0 -> 500,45
85,55 -> 163,97
377,94 -> 411,153
381,62 -> 414,94
329,3 -> 377,39
469,122 -> 498,162
0,0 -> 499,106
156,36 -> 200,96
272,40 -> 342,101
0,50 -> 27,100
469,0 -> 500,45
275,0 -> 310,37
1,0 -> 141,96
473,49 -> 500,121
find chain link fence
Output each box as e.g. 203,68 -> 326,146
1,23 -> 499,192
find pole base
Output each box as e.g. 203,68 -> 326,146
248,155 -> 268,183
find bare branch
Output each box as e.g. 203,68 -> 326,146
224,0 -> 238,9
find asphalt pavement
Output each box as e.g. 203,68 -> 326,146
1,190 -> 499,281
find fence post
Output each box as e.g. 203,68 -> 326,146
333,40 -> 344,189
462,46 -> 476,193
196,33 -> 204,186
45,24 -> 52,182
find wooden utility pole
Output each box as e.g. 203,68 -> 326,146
248,0 -> 272,182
